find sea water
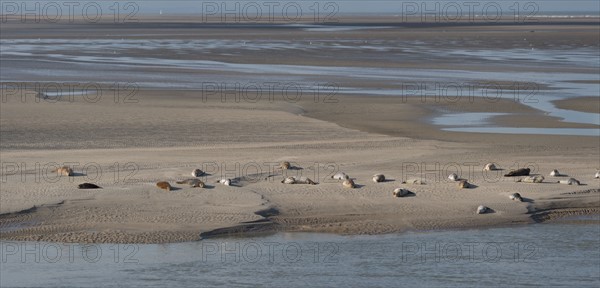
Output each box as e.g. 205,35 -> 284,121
2,222 -> 599,287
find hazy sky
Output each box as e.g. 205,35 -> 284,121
141,1 -> 599,14
3,1 -> 599,16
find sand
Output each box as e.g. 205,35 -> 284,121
1,18 -> 599,243
1,90 -> 598,243
552,96 -> 600,114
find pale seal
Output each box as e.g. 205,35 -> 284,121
518,175 -> 544,183
156,181 -> 172,191
281,176 -> 316,185
595,171 -> 599,179
549,169 -> 562,177
392,188 -> 410,197
342,179 -> 356,188
217,178 -> 231,186
177,178 -> 205,188
78,183 -> 101,189
504,168 -> 530,177
331,172 -> 349,180
191,169 -> 204,177
557,178 -> 580,185
476,205 -> 490,214
484,163 -> 498,171
401,179 -> 425,185
53,166 -> 73,176
509,193 -> 523,202
372,174 -> 385,183
448,173 -> 459,181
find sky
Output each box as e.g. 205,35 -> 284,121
137,1 -> 600,15
2,1 -> 599,16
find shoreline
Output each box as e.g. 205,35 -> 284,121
2,202 -> 598,244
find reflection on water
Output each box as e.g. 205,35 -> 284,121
1,29 -> 598,137
1,223 -> 599,287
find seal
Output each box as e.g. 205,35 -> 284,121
476,205 -> 489,214
549,169 -> 562,177
217,179 -> 231,186
484,163 -> 498,171
458,180 -> 471,189
156,181 -> 172,191
331,172 -> 349,180
518,175 -> 544,183
279,161 -> 291,170
557,178 -> 580,185
595,171 -> 599,179
392,188 -> 410,197
78,183 -> 101,189
509,193 -> 523,202
177,178 -> 205,188
281,176 -> 316,185
53,166 -> 73,176
504,168 -> 530,177
401,179 -> 425,185
342,179 -> 356,188
191,169 -> 204,177
372,174 -> 385,183
448,173 -> 459,181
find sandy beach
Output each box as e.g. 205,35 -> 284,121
1,18 -> 599,243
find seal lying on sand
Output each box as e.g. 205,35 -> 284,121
477,205 -> 490,214
402,179 -> 425,185
331,172 -> 349,180
549,169 -> 563,177
484,163 -> 498,171
279,161 -> 291,170
509,193 -> 523,202
177,179 -> 205,188
557,178 -> 580,185
518,175 -> 544,183
78,183 -> 101,189
53,166 -> 73,176
504,168 -> 530,177
372,174 -> 385,183
156,181 -> 172,191
281,176 -> 316,185
458,180 -> 471,189
342,179 -> 356,188
191,169 -> 204,177
595,171 -> 599,179
448,173 -> 459,181
392,188 -> 410,197
217,179 -> 231,186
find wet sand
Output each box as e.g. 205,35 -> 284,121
553,96 -> 600,114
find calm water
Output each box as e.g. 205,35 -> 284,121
2,222 -> 599,287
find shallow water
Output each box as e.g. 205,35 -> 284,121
1,26 -> 598,136
1,222 -> 599,287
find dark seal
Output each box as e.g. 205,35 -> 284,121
78,183 -> 101,189
504,168 -> 530,177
